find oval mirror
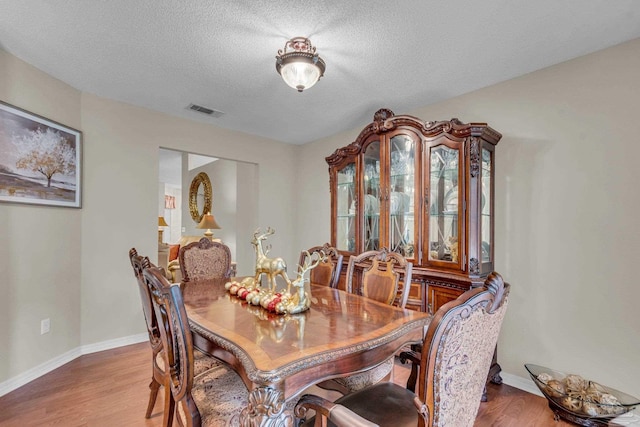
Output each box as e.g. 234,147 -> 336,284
189,172 -> 212,223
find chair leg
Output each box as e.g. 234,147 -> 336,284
146,378 -> 161,418
406,362 -> 418,392
162,381 -> 175,427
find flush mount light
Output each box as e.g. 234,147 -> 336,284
275,37 -> 326,92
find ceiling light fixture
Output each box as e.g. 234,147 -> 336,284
275,37 -> 326,92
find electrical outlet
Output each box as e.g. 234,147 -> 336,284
181,227 -> 186,232
41,318 -> 50,335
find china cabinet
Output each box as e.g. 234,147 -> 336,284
327,108 -> 502,313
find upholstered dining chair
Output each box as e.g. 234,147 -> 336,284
143,266 -> 248,426
299,243 -> 343,288
295,272 -> 510,427
129,248 -> 222,426
317,248 -> 413,395
179,238 -> 233,283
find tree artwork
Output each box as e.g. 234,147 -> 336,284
12,127 -> 76,188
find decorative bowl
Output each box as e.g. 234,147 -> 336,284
525,364 -> 639,426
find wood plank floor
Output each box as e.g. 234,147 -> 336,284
0,342 -> 571,426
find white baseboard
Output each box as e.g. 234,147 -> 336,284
0,333 -> 148,397
78,332 -> 148,355
501,371 -> 543,397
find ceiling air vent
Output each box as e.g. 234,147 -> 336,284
187,104 -> 224,118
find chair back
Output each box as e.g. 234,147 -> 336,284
345,248 -> 412,308
299,243 -> 343,288
417,272 -> 509,427
179,238 -> 233,282
143,266 -> 200,426
129,248 -> 161,348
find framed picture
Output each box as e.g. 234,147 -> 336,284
0,101 -> 82,208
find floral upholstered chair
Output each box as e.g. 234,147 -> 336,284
179,238 -> 233,283
143,266 -> 249,426
295,272 -> 510,427
128,248 -> 221,426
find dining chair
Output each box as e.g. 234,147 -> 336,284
295,272 -> 510,427
179,238 -> 233,283
129,248 -> 223,426
345,248 -> 412,308
317,248 -> 413,394
129,248 -> 168,421
299,243 -> 343,288
143,266 -> 248,427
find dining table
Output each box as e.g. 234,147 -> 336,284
181,279 -> 432,426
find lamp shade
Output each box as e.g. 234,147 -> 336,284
196,212 -> 220,240
196,212 -> 221,230
158,216 -> 169,227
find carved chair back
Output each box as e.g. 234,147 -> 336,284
294,272 -> 509,427
129,248 -> 159,345
179,238 -> 233,283
129,248 -> 175,424
418,272 -> 509,426
144,266 -> 199,426
299,243 -> 343,288
345,248 -> 412,308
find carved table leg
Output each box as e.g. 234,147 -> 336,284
240,387 -> 296,427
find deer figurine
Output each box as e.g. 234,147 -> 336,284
251,227 -> 290,291
276,250 -> 324,314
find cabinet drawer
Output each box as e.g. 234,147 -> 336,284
429,286 -> 463,313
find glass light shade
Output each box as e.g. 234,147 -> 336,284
280,61 -> 322,92
276,37 -> 325,92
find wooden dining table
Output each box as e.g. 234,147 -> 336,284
181,279 -> 431,426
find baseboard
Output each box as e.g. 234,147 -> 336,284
78,332 -> 148,355
501,371 -> 543,397
0,332 -> 148,397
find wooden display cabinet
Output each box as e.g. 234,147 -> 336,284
327,108 -> 502,313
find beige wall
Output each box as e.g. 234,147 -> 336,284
3,36 -> 640,398
297,38 -> 640,396
78,93 -> 297,346
0,50 -> 83,382
0,49 -> 297,384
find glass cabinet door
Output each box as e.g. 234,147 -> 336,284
389,135 -> 415,259
428,145 -> 461,265
335,162 -> 356,252
481,148 -> 492,263
363,141 -> 381,251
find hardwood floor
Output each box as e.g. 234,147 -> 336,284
0,342 -> 571,426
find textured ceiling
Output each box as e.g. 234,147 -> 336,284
1,1 -> 640,145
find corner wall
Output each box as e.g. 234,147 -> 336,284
0,48 -> 298,387
296,38 -> 640,396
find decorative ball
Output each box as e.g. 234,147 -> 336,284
546,379 -> 566,398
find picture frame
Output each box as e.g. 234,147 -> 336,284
0,101 -> 82,208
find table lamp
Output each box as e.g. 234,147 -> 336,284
158,216 -> 169,245
196,212 -> 221,240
